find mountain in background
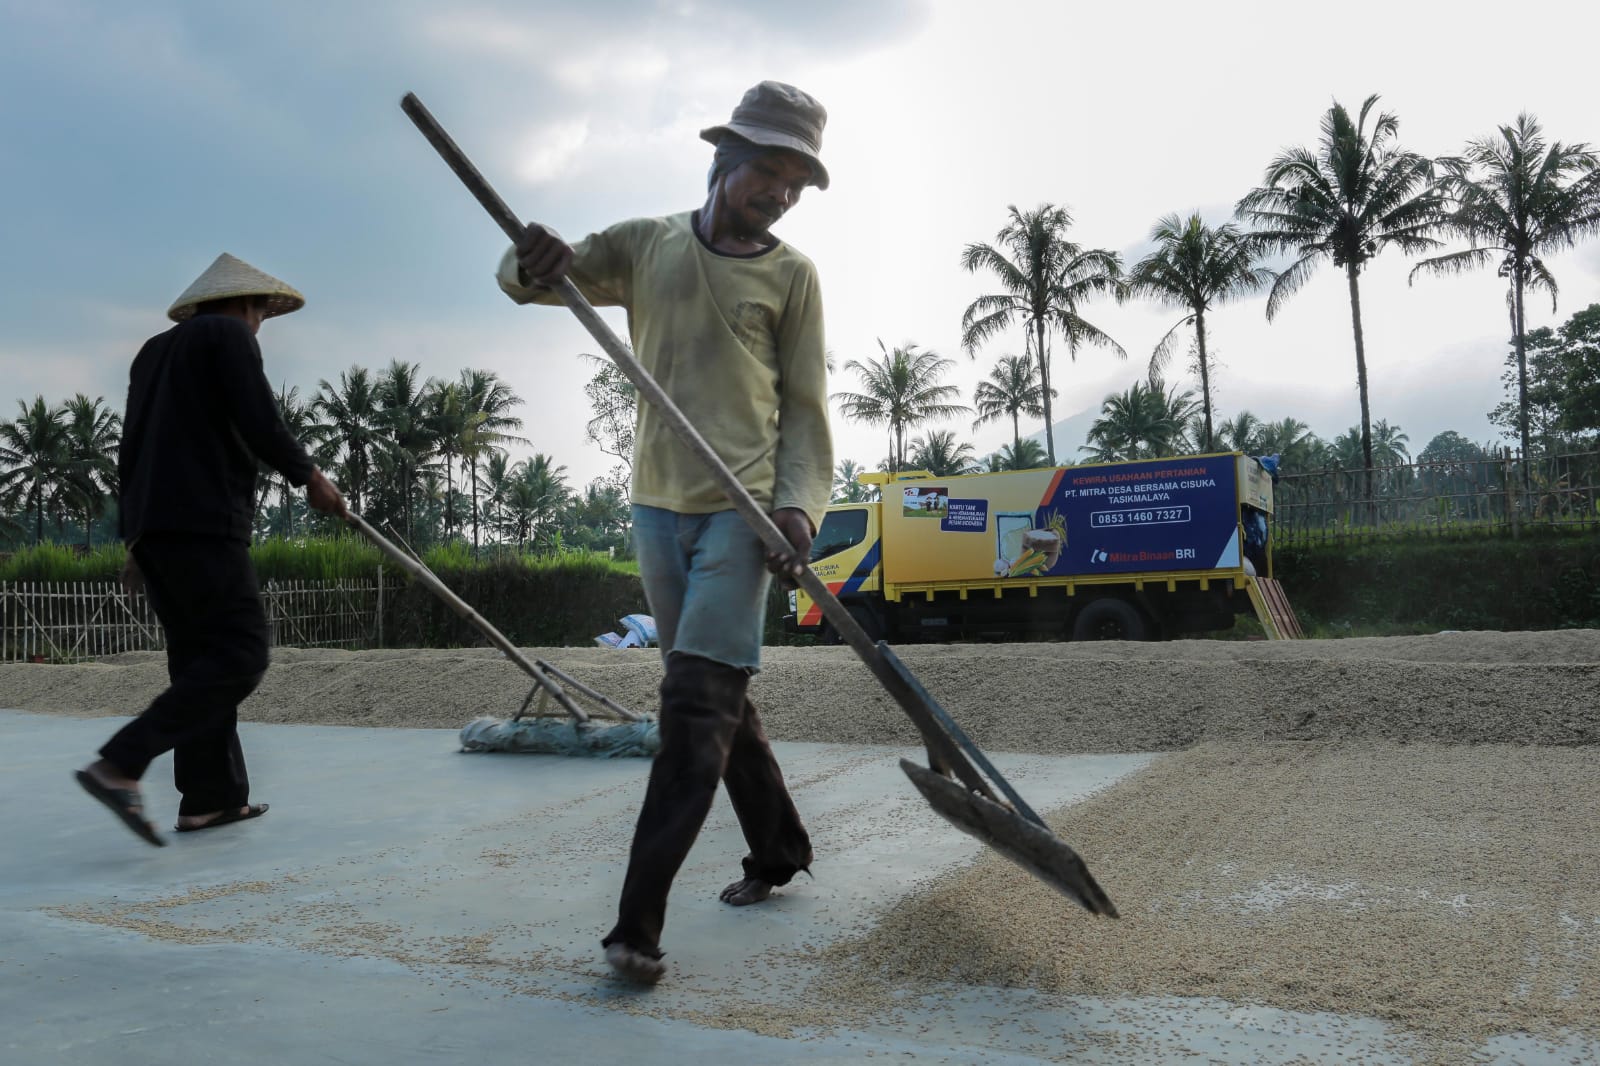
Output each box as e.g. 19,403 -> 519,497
1017,407 -> 1098,465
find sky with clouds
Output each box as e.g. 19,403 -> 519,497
3,0 -> 1598,491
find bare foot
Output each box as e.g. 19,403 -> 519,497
719,876 -> 774,906
605,942 -> 665,984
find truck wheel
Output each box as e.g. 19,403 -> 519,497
822,604 -> 884,645
1071,598 -> 1150,642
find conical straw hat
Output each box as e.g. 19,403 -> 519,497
167,253 -> 305,323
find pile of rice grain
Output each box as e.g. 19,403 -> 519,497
9,630 -> 1599,1061
816,740 -> 1600,1063
4,629 -> 1598,752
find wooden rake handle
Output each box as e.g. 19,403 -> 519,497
344,509 -> 615,725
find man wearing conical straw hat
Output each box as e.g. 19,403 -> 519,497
75,253 -> 347,847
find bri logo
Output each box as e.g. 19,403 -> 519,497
1089,549 -> 1109,564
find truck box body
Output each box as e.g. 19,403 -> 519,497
789,452 -> 1280,643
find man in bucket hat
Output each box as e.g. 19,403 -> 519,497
497,80 -> 833,983
75,254 -> 347,847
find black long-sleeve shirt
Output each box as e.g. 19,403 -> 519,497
118,313 -> 314,543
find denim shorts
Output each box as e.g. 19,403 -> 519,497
631,504 -> 771,672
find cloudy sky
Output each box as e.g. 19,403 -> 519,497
4,0 -> 1598,490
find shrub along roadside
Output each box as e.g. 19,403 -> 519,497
0,537 -> 647,649
382,555 -> 645,649
1274,527 -> 1600,635
4,531 -> 1597,644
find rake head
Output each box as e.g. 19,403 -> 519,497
900,759 -> 1118,918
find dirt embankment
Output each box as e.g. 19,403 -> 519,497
4,629 -> 1596,750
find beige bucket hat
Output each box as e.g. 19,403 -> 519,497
700,80 -> 829,189
167,253 -> 305,323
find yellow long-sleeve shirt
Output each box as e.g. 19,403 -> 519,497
497,211 -> 834,529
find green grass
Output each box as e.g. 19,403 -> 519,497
0,542 -> 126,582
252,535 -> 387,581
0,536 -> 638,584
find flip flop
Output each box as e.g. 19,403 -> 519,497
75,770 -> 165,847
174,803 -> 269,833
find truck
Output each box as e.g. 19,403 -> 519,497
784,451 -> 1298,643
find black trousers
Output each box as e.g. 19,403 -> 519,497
100,533 -> 269,817
603,654 -> 813,958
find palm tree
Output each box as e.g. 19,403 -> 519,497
0,397 -> 67,544
559,480 -> 630,552
1329,427 -> 1365,469
0,501 -> 21,544
991,438 -> 1049,471
960,204 -> 1125,465
59,394 -> 121,549
1329,423 -> 1410,468
831,458 -> 872,503
475,450 -> 515,551
1215,410 -> 1263,453
908,430 -> 979,477
1410,114 -> 1600,464
374,360 -> 440,542
413,468 -> 449,540
314,366 -> 382,513
1082,380 -> 1199,462
971,354 -> 1050,455
505,453 -> 569,550
1236,94 -> 1446,503
262,384 -> 327,537
1369,419 -> 1410,465
458,368 -> 526,552
426,381 -> 470,539
833,340 -> 968,472
1124,213 -> 1274,451
1254,417 -> 1319,471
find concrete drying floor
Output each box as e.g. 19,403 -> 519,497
1,709 -> 1589,1065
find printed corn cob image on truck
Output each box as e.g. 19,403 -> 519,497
996,509 -> 1067,577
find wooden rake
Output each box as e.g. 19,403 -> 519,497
400,92 -> 1117,917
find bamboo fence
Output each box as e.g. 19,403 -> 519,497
1272,448 -> 1600,545
1,578 -> 383,664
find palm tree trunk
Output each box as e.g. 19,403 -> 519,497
35,486 -> 44,545
1346,262 -> 1375,514
1034,319 -> 1055,465
443,454 -> 454,538
403,463 -> 414,542
469,455 -> 480,556
349,447 -> 365,514
1194,309 -> 1214,453
1010,410 -> 1021,453
1512,270 -> 1532,493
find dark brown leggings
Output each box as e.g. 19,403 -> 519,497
603,653 -> 812,958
